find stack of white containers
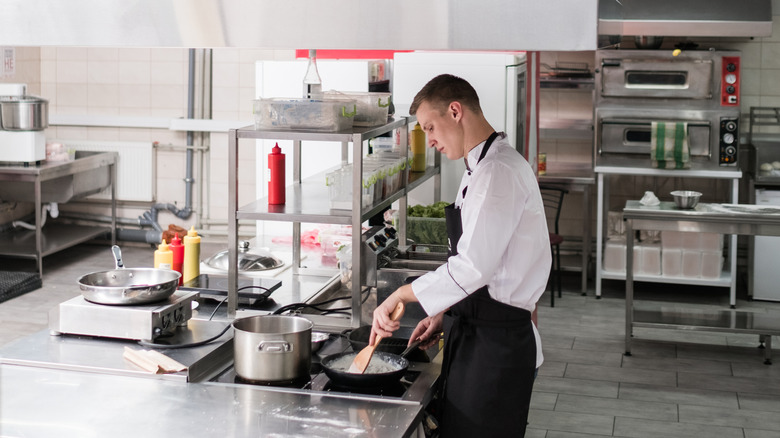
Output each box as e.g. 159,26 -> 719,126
661,231 -> 724,279
602,212 -> 724,278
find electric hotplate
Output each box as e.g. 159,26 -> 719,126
179,274 -> 281,305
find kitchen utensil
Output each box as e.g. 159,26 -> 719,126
77,245 -> 181,305
311,331 -> 329,353
400,339 -> 423,357
671,190 -> 702,209
232,315 -> 312,383
349,302 -> 404,374
321,351 -> 408,389
0,96 -> 48,131
203,240 -> 284,272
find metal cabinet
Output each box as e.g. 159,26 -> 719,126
226,119 -> 440,326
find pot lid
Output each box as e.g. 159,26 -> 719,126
205,240 -> 284,272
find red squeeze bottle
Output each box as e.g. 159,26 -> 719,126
268,143 -> 286,205
169,233 -> 184,285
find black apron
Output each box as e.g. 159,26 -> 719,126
440,133 -> 537,438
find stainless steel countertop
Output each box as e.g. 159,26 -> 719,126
0,363 -> 423,438
538,162 -> 595,185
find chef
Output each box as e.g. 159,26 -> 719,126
370,74 -> 550,437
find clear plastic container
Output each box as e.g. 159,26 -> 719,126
326,165 -> 378,210
324,91 -> 391,127
254,98 -> 356,131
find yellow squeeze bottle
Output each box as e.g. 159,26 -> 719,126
182,226 -> 201,283
154,239 -> 173,270
410,123 -> 427,172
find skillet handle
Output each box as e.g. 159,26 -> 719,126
112,245 -> 124,269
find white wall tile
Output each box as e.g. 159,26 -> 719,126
759,69 -> 780,96
88,48 -> 118,62
119,48 -> 151,62
86,127 -> 120,141
118,128 -> 152,142
40,61 -> 56,83
761,43 -> 780,69
212,85 -> 240,113
57,83 -> 88,107
87,84 -> 119,108
119,61 -> 151,85
57,47 -> 87,61
119,84 -> 151,108
151,48 -> 186,63
741,68 -> 762,96
213,48 -> 240,64
151,84 -> 186,110
213,61 -> 240,88
88,61 -> 118,84
151,61 -> 185,85
56,60 -> 87,83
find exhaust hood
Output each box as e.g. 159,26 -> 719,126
599,0 -> 773,38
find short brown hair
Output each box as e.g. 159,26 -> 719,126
409,74 -> 482,116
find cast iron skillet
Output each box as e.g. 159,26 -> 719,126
320,351 -> 409,388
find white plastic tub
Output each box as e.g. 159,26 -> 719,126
254,98 -> 356,131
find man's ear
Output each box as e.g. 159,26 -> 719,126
449,101 -> 463,121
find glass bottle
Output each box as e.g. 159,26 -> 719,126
302,49 -> 323,99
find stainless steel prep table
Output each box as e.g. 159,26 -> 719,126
0,363 -> 424,438
0,151 -> 117,276
623,201 -> 780,363
538,162 -> 595,294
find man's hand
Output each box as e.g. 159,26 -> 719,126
370,284 -> 415,345
409,312 -> 444,350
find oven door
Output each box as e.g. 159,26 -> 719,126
600,58 -> 714,100
599,119 -> 712,158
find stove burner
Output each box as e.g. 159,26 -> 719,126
233,374 -> 311,389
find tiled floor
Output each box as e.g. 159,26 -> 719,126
3,243 -> 780,437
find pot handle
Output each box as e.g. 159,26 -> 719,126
112,245 -> 124,269
257,341 -> 292,353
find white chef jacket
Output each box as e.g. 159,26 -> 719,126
411,133 -> 550,367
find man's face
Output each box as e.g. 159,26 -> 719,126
415,101 -> 464,160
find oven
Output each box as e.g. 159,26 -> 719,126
594,49 -> 741,171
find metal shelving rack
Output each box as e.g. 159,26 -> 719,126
227,118 -> 440,326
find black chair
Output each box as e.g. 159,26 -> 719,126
539,185 -> 568,307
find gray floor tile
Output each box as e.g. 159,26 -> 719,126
545,432 -> 615,438
619,382 -> 739,409
531,390 -> 558,410
544,346 -> 624,368
732,360 -> 780,379
565,363 -> 677,387
524,428 -> 548,438
574,337 -> 678,358
744,428 -> 780,438
678,371 -> 780,396
528,408 -> 615,436
676,342 -> 769,364
534,376 -> 619,398
680,403 -> 780,431
555,393 -> 678,421
613,417 -> 744,438
738,392 -> 780,413
539,360 -> 567,377
621,353 -> 733,376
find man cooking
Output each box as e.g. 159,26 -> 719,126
370,74 -> 550,437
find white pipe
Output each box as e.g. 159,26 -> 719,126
12,203 -> 53,230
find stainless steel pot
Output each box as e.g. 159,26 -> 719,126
77,245 -> 181,305
0,96 -> 48,131
232,315 -> 312,383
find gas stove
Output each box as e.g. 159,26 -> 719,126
49,291 -> 199,342
210,333 -> 439,403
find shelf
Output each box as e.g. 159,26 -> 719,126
0,223 -> 111,259
540,76 -> 594,90
600,269 -> 732,287
540,118 -> 593,141
233,118 -> 409,142
237,165 -> 440,224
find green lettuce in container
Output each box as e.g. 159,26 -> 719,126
403,201 -> 449,245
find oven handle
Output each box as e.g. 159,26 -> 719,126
600,119 -> 711,128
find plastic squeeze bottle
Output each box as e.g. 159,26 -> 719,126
410,123 -> 427,172
182,226 -> 201,284
169,233 -> 184,285
154,239 -> 173,270
268,143 -> 286,205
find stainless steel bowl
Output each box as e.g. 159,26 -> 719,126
311,331 -> 329,353
0,96 -> 48,131
671,190 -> 702,209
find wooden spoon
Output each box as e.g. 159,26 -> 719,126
348,302 -> 405,374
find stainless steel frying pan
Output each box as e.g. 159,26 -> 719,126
77,245 -> 181,305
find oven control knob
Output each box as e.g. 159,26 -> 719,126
726,63 -> 737,72
726,85 -> 735,94
723,133 -> 735,145
725,145 -> 737,157
725,73 -> 737,85
725,121 -> 737,132
374,234 -> 387,246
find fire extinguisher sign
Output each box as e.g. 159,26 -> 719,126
3,47 -> 15,78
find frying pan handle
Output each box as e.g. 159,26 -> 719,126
111,245 -> 124,269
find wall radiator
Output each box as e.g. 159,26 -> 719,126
56,140 -> 154,202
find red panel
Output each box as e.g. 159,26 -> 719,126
721,56 -> 740,107
295,50 -> 411,60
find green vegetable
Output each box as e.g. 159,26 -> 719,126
407,201 -> 449,218
405,202 -> 449,244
